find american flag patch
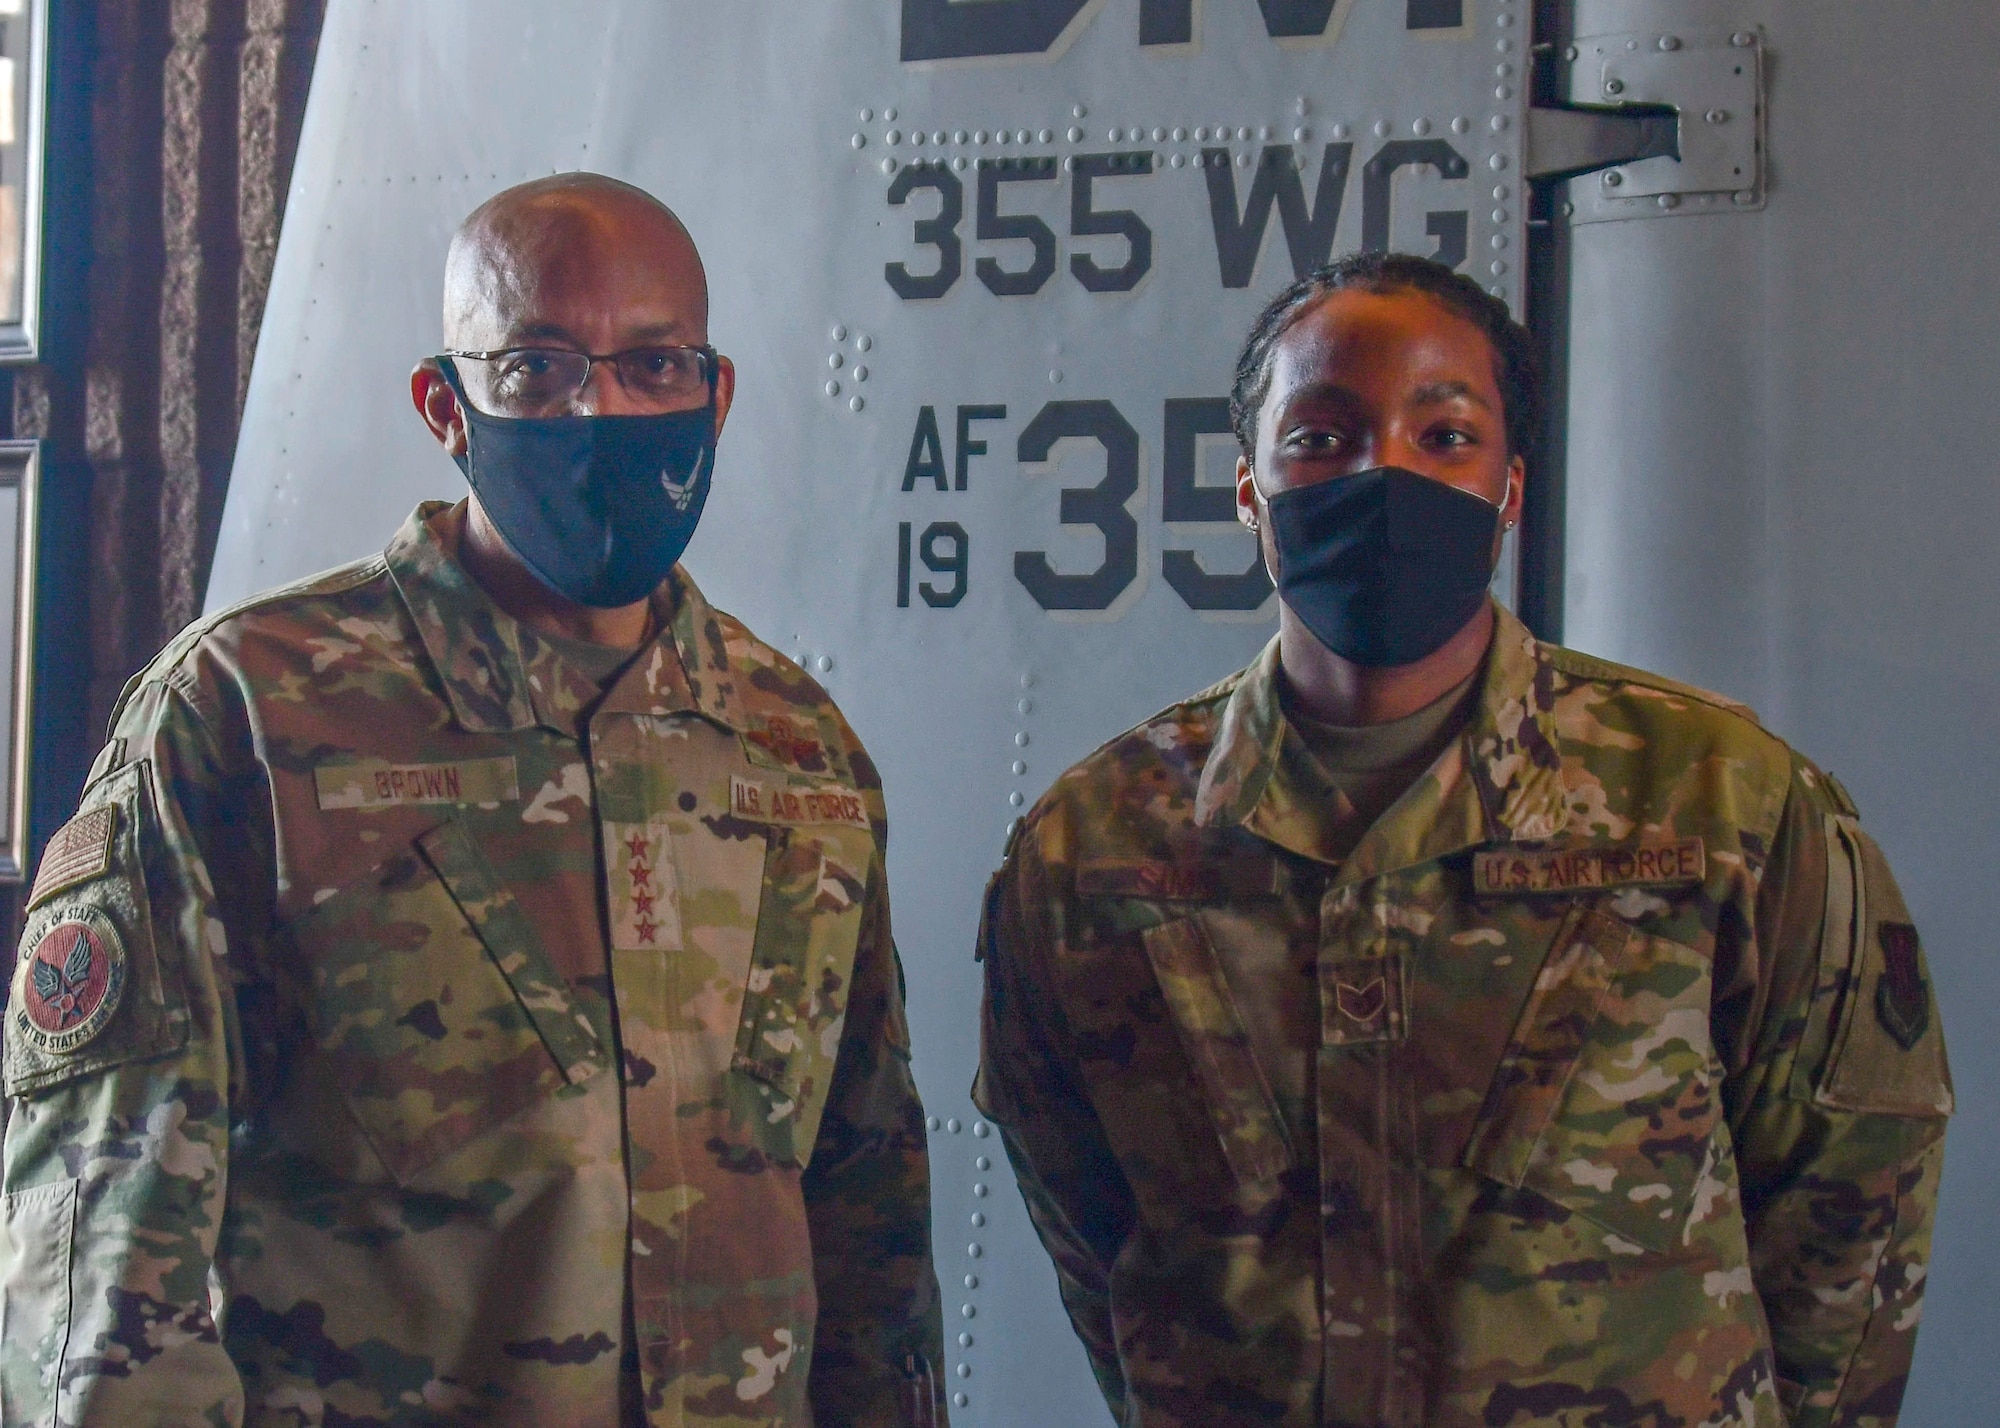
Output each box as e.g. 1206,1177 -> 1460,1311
27,806 -> 118,910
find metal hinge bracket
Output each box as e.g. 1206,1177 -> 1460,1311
1535,25 -> 1765,223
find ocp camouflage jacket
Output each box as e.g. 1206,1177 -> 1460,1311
0,502 -> 947,1427
976,601 -> 1950,1428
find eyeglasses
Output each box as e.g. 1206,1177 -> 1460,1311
443,344 -> 718,418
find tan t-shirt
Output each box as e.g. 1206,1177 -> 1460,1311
1278,667 -> 1482,866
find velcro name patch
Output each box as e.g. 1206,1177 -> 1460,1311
729,776 -> 870,829
1077,857 -> 1279,901
315,757 -> 521,810
1474,837 -> 1706,896
27,806 -> 118,909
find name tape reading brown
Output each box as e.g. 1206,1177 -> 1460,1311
315,757 -> 521,810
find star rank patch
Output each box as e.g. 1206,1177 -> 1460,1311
14,906 -> 127,1056
26,806 -> 118,910
605,822 -> 683,952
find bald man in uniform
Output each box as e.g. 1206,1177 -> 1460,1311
0,175 -> 947,1427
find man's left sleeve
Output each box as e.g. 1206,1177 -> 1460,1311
1724,770 -> 1952,1428
802,859 -> 947,1426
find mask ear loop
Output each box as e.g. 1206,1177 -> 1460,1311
1242,462 -> 1266,535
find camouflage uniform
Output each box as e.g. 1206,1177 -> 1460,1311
0,501 -> 947,1427
976,602 -> 1950,1428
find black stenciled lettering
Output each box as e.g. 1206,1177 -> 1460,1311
902,0 -> 1344,61
903,406 -> 949,490
1253,0 -> 1342,36
900,0 -> 1091,61
1426,210 -> 1469,269
1406,0 -> 1464,29
1138,0 -> 1194,45
1205,143 -> 1353,289
919,522 -> 970,608
1014,400 -> 1141,611
977,158 -> 1059,297
1070,153 -> 1154,293
885,164 -> 963,300
1361,139 -> 1470,262
956,405 -> 1007,489
896,521 -> 913,608
1161,397 -> 1272,611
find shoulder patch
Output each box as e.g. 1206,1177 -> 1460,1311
13,907 -> 127,1056
6,759 -> 190,1098
1874,922 -> 1929,1051
26,806 -> 118,910
1800,815 -> 1953,1117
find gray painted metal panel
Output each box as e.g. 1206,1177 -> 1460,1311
215,2 -> 1526,1421
1562,2 -> 1999,1422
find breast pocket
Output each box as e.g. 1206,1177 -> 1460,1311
728,827 -> 872,1167
293,819 -> 607,1184
1136,915 -> 1294,1189
1462,908 -> 1726,1252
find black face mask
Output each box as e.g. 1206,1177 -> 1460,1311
442,360 -> 716,609
1264,465 -> 1502,668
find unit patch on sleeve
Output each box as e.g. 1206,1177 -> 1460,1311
315,756 -> 521,810
1873,922 -> 1930,1051
12,905 -> 127,1056
1473,837 -> 1706,896
729,776 -> 870,830
26,806 -> 118,909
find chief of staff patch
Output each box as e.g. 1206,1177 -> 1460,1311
14,906 -> 127,1055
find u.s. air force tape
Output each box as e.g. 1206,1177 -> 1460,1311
729,776 -> 870,829
1473,837 -> 1706,896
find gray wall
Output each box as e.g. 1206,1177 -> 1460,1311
1563,3 -> 2000,1419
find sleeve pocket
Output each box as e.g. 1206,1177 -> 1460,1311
1795,814 -> 1953,1117
1464,908 -> 1727,1253
6,762 -> 186,1099
0,1178 -> 77,1427
730,828 -> 873,1167
1139,915 -> 1294,1187
294,819 -> 606,1184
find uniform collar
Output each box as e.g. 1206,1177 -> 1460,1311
383,501 -> 748,737
1194,600 -> 1568,876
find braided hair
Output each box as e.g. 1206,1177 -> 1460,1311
1227,252 -> 1540,462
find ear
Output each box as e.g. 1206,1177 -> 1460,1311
412,359 -> 468,458
711,353 -> 737,442
1501,453 -> 1527,531
1235,454 -> 1260,529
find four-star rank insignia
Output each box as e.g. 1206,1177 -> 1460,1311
14,905 -> 127,1056
1874,921 -> 1930,1051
